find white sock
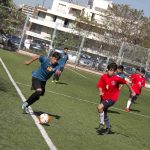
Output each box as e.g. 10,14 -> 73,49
99,111 -> 104,125
126,98 -> 132,109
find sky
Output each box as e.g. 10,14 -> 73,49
13,0 -> 150,17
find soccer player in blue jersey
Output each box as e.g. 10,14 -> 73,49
22,52 -> 61,113
116,65 -> 125,90
116,65 -> 125,79
52,47 -> 69,82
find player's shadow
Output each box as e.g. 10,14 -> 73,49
132,101 -> 138,104
34,111 -> 61,120
96,129 -> 129,137
96,128 -> 115,135
56,81 -> 68,85
108,110 -> 120,114
130,109 -> 140,112
113,131 -> 129,137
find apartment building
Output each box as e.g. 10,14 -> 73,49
25,0 -> 112,47
18,4 -> 35,17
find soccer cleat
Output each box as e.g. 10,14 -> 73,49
24,107 -> 30,114
22,102 -> 30,114
99,128 -> 112,135
22,102 -> 28,110
125,108 -> 130,112
55,80 -> 59,83
96,123 -> 104,132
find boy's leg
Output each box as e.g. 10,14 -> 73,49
97,103 -> 105,131
97,100 -> 115,135
26,89 -> 42,106
55,73 -> 60,81
132,95 -> 138,103
126,94 -> 138,112
22,78 -> 45,113
126,94 -> 133,112
22,89 -> 42,114
52,71 -> 61,82
55,69 -> 62,82
104,110 -> 111,129
126,98 -> 132,112
52,73 -> 56,82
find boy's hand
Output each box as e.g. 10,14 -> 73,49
24,55 -> 39,65
24,60 -> 31,65
99,91 -> 104,96
131,91 -> 136,96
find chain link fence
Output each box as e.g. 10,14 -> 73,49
1,5 -> 150,75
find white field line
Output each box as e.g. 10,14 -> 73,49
145,88 -> 150,92
0,58 -> 57,150
16,82 -> 150,120
66,67 -> 87,78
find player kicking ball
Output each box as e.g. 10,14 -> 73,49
96,63 -> 135,135
22,52 -> 61,114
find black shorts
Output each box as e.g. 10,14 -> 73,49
101,99 -> 115,110
31,77 -> 46,95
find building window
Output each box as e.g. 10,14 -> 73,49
64,19 -> 69,27
53,16 -> 57,22
30,23 -> 42,34
69,8 -> 81,17
38,11 -> 46,18
91,13 -> 95,21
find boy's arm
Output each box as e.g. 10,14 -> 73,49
126,82 -> 136,96
119,84 -> 123,90
97,75 -> 104,96
98,87 -> 104,96
24,55 -> 39,65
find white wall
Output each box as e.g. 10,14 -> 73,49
92,0 -> 111,10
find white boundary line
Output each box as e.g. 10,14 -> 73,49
66,67 -> 87,78
0,58 -> 57,150
16,82 -> 150,120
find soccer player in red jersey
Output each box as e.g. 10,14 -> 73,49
96,63 -> 135,135
125,69 -> 146,112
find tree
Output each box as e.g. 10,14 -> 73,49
103,4 -> 150,46
0,0 -> 25,34
53,30 -> 82,51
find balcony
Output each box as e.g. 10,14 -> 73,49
26,30 -> 51,42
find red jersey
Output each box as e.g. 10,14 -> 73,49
97,74 -> 127,102
130,74 -> 146,94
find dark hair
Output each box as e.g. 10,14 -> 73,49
141,69 -> 146,74
51,51 -> 61,60
136,67 -> 140,71
118,65 -> 124,71
107,63 -> 117,71
64,47 -> 68,50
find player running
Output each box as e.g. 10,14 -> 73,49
125,68 -> 146,112
96,63 -> 135,135
22,52 -> 61,114
52,47 -> 69,83
116,65 -> 125,90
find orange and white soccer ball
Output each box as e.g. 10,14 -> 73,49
38,113 -> 51,124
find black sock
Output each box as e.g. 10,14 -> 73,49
26,91 -> 42,106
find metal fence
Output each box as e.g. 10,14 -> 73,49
1,5 -> 150,73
